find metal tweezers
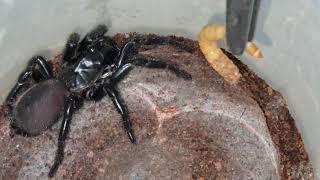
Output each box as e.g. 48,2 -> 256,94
226,0 -> 261,55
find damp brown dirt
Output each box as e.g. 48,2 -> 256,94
0,34 -> 313,180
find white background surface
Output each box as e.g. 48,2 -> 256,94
0,0 -> 319,178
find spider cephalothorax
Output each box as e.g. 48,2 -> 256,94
4,25 -> 193,177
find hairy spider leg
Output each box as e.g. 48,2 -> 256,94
116,35 -> 194,78
130,34 -> 195,53
129,56 -> 192,80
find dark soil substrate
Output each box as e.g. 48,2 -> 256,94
222,49 -> 314,179
0,33 -> 313,179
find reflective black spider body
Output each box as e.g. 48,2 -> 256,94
4,25 -> 193,177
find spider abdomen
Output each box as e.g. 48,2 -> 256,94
12,79 -> 69,136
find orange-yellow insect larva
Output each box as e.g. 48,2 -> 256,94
245,42 -> 263,59
198,24 -> 241,84
199,24 -> 225,42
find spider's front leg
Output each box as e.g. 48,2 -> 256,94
85,63 -> 132,101
48,95 -> 83,177
116,41 -> 136,68
129,56 -> 192,80
84,63 -> 135,144
116,36 -> 192,80
104,85 -> 136,143
85,83 -> 136,143
130,34 -> 195,53
87,84 -> 136,143
116,34 -> 196,68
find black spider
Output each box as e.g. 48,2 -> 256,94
4,25 -> 193,177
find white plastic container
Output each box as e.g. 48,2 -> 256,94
0,0 -> 319,178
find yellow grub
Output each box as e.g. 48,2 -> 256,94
198,24 -> 263,84
198,24 -> 241,84
245,42 -> 263,59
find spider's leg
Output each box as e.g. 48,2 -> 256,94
103,85 -> 136,143
116,41 -> 136,67
5,56 -> 53,116
48,96 -> 82,177
129,56 -> 192,80
109,63 -> 132,84
130,34 -> 195,53
62,33 -> 80,64
85,84 -> 136,142
117,34 -> 194,67
78,24 -> 108,52
87,63 -> 132,101
84,86 -> 106,101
